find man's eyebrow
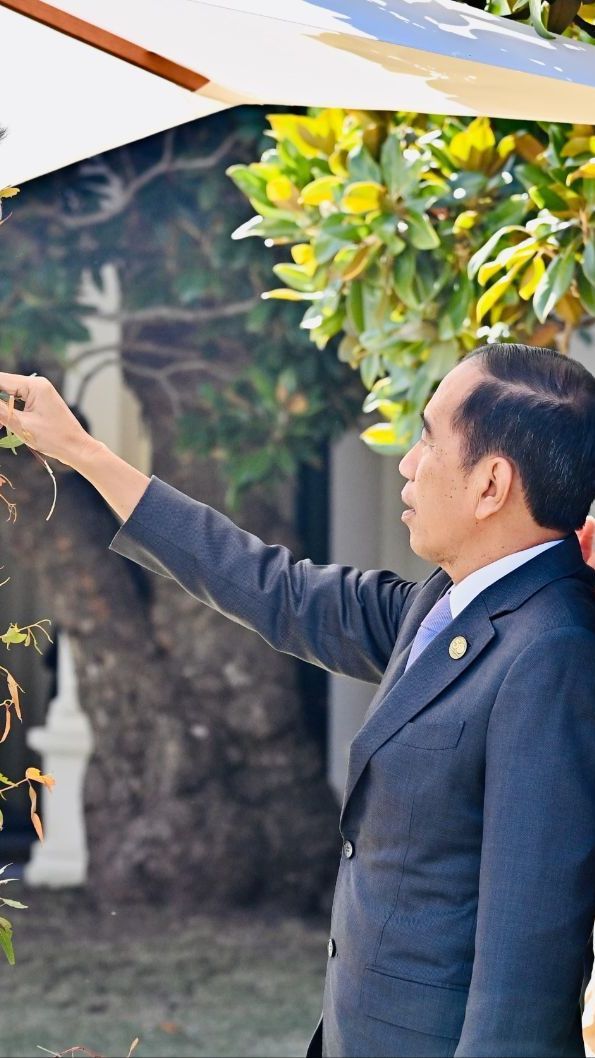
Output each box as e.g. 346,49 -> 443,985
420,411 -> 433,437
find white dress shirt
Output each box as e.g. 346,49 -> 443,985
446,538 -> 565,619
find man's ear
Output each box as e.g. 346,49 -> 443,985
474,456 -> 514,522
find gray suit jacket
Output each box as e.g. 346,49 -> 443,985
109,475 -> 595,1058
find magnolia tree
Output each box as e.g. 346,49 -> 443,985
228,110 -> 595,454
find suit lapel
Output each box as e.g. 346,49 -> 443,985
341,595 -> 495,819
340,531 -> 591,822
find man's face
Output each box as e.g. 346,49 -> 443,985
398,360 -> 488,567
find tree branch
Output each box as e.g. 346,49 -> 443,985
95,298 -> 257,325
57,131 -> 243,229
64,340 -> 232,381
72,355 -> 183,418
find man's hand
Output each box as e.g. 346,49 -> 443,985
0,370 -> 151,522
0,371 -> 94,467
577,515 -> 595,570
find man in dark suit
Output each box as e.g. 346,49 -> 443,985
0,342 -> 593,1058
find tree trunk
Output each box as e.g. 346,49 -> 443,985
0,367 -> 340,914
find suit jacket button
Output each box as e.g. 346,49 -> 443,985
327,938 -> 337,958
343,840 -> 354,859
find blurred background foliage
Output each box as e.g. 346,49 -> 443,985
228,109 -> 595,456
0,107 -> 363,510
0,107 -> 594,499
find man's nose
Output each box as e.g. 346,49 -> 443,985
399,442 -> 417,480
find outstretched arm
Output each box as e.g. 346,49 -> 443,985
107,473 -> 418,684
0,370 -> 419,682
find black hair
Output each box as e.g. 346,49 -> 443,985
451,343 -> 595,533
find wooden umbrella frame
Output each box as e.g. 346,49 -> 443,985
0,0 -> 210,90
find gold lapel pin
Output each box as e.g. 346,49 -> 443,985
449,636 -> 468,660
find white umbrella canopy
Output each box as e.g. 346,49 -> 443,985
0,1 -> 228,186
1,0 -> 594,187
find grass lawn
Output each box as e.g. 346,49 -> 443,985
0,887 -> 328,1058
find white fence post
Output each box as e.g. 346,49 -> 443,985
24,631 -> 93,887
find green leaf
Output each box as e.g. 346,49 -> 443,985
405,211 -> 440,250
231,216 -> 299,241
0,430 -> 26,451
578,269 -> 595,315
272,263 -> 317,292
0,898 -> 27,909
346,281 -> 365,332
379,136 -> 423,197
408,365 -> 435,409
427,340 -> 460,381
583,179 -> 595,208
533,244 -> 576,322
388,365 -> 416,394
393,248 -> 419,309
439,274 -> 473,338
360,352 -> 381,390
582,235 -> 595,286
528,0 -> 556,38
347,146 -> 382,184
0,919 -> 14,965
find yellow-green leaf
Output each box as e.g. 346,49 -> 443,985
476,263 -> 524,322
497,134 -> 516,160
561,137 -> 592,158
291,244 -> 315,266
261,288 -> 318,302
568,159 -> 595,185
299,175 -> 342,206
0,918 -> 14,965
449,117 -> 496,171
290,243 -> 317,276
339,241 -> 380,282
519,256 -> 546,300
478,260 -> 507,286
360,421 -> 406,453
453,210 -> 479,234
266,176 -> 296,204
340,181 -> 385,214
0,188 -> 19,200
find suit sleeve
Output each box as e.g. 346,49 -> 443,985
455,626 -> 595,1057
108,475 -> 419,684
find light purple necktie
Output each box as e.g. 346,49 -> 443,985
404,591 -> 453,671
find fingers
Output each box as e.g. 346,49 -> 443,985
0,372 -> 34,402
0,400 -> 23,437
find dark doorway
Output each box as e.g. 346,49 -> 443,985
294,440 -> 330,760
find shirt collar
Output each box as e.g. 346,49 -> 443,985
447,538 -> 565,619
